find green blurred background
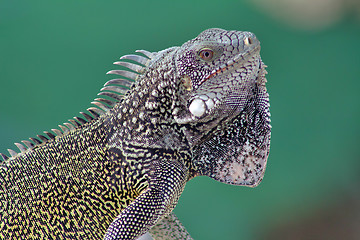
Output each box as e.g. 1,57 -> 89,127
1,0 -> 360,239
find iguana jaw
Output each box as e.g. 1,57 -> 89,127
175,52 -> 262,127
190,58 -> 270,187
199,42 -> 261,86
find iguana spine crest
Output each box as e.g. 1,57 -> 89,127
0,51 -> 153,162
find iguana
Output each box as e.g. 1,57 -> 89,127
0,28 -> 271,240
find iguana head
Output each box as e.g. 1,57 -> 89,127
173,28 -> 271,187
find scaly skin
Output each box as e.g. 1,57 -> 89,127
0,28 -> 271,240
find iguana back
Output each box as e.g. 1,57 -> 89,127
0,106 -> 145,238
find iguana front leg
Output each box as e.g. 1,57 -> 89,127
104,157 -> 189,240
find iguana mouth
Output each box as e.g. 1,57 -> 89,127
199,41 -> 261,85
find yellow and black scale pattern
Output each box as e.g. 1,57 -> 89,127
1,116 -> 147,238
0,28 -> 271,240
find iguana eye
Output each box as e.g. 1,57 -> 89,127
199,48 -> 214,61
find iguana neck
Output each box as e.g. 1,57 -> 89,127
105,48 -> 189,152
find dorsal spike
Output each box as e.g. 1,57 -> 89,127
2,50 -> 146,159
44,131 -> 56,139
21,140 -> 35,149
64,122 -> 76,131
80,112 -> 93,121
68,119 -> 81,128
95,98 -> 116,107
74,116 -> 87,125
37,135 -> 48,142
98,92 -> 123,101
8,149 -> 18,157
0,153 -> 9,161
51,128 -> 63,136
101,86 -> 129,95
135,49 -> 154,59
104,78 -> 134,88
120,54 -> 150,66
29,137 -> 42,145
113,61 -> 144,73
58,125 -> 69,133
106,70 -> 139,80
87,107 -> 103,118
14,143 -> 27,152
91,101 -> 111,111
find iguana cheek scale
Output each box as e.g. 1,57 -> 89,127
0,28 -> 271,240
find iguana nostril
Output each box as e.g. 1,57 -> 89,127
244,37 -> 253,46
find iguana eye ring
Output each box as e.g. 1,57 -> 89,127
199,48 -> 214,61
